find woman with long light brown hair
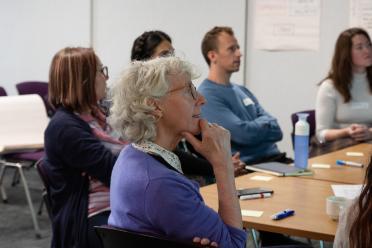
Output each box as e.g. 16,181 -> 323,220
316,27 -> 372,144
45,47 -> 126,248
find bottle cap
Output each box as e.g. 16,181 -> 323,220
296,113 -> 309,120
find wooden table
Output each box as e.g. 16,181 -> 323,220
200,143 -> 372,241
200,173 -> 339,241
309,137 -> 359,157
305,143 -> 372,184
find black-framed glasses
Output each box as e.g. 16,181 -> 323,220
188,83 -> 198,100
98,66 -> 109,78
167,82 -> 198,100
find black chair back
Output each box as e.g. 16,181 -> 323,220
0,86 -> 7,96
16,81 -> 55,116
95,225 -> 202,248
16,81 -> 48,97
290,110 -> 316,148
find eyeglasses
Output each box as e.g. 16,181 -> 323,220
158,49 -> 175,58
167,82 -> 198,100
98,66 -> 109,78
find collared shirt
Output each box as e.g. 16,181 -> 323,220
133,141 -> 183,174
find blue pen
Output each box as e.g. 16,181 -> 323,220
336,160 -> 363,168
271,209 -> 295,220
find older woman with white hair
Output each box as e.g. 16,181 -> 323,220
108,56 -> 247,248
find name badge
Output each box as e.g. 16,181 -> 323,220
350,102 -> 369,110
243,97 -> 254,106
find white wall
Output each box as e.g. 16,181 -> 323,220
0,0 -> 91,95
246,0 -> 350,156
92,0 -> 246,88
0,0 -> 245,93
0,0 -> 355,155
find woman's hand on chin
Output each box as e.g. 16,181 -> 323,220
182,119 -> 232,167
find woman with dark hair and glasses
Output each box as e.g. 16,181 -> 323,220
45,47 -> 127,248
316,27 -> 372,144
130,31 -> 247,183
131,30 -> 174,61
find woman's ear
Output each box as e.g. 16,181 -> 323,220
147,98 -> 163,120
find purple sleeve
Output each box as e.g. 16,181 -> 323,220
144,176 -> 247,248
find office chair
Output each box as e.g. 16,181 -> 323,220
95,225 -> 204,248
16,81 -> 55,117
0,86 -> 7,96
4,150 -> 44,187
290,110 -> 316,149
0,94 -> 49,238
1,90 -> 45,187
0,85 -> 40,188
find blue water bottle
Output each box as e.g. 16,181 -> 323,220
294,113 -> 309,169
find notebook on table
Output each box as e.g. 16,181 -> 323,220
237,187 -> 274,197
245,162 -> 313,177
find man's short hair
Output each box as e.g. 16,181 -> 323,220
201,26 -> 234,66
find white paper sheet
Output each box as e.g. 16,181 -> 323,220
346,152 -> 364,157
350,0 -> 372,37
250,175 -> 273,181
241,210 -> 264,217
331,184 -> 364,199
253,0 -> 321,51
311,163 -> 331,169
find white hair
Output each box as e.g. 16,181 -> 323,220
109,56 -> 199,143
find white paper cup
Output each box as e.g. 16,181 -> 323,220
326,196 -> 348,221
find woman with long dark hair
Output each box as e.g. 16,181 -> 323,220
316,27 -> 372,144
